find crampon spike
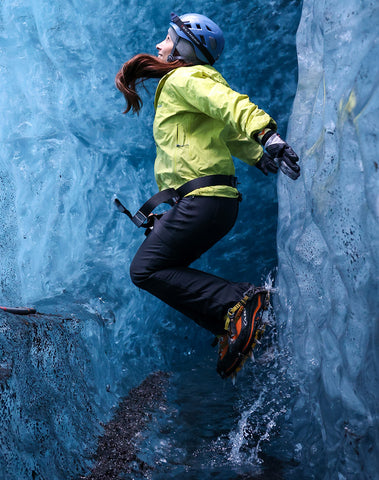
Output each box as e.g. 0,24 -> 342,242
264,292 -> 271,309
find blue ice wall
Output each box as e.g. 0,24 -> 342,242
277,0 -> 379,477
0,0 -> 297,307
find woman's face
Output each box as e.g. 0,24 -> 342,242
156,33 -> 174,62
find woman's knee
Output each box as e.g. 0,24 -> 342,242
129,229 -> 177,288
129,256 -> 150,288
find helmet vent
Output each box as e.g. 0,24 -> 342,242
206,25 -> 212,31
196,23 -> 201,29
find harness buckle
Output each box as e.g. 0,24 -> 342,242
132,210 -> 148,228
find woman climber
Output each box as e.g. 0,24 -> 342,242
115,12 -> 300,379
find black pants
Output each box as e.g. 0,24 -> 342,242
130,196 -> 251,335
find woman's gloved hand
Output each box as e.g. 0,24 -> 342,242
255,152 -> 279,176
256,129 -> 301,180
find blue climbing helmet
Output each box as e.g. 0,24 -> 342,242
168,12 -> 224,65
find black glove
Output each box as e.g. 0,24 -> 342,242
255,152 -> 279,176
260,131 -> 300,180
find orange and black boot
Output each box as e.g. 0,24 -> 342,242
216,287 -> 270,379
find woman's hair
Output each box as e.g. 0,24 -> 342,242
115,54 -> 190,114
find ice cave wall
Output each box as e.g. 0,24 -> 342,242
276,0 -> 379,477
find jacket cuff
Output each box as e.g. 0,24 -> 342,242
253,120 -> 277,144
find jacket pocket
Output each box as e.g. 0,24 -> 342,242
176,124 -> 188,148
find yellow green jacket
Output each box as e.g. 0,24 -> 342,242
153,64 -> 276,197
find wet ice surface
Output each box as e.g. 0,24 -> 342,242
0,301 -> 110,479
1,297 -> 293,480
276,0 -> 379,478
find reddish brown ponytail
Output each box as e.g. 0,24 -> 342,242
115,54 -> 190,114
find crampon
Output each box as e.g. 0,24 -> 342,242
216,286 -> 270,380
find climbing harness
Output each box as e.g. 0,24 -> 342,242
115,174 -> 240,230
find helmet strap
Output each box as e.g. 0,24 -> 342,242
167,34 -> 182,62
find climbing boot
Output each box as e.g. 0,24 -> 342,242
216,287 -> 269,380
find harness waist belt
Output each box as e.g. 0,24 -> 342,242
115,174 -> 239,228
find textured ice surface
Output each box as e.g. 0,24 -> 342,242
276,0 -> 379,477
0,302 -> 114,479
